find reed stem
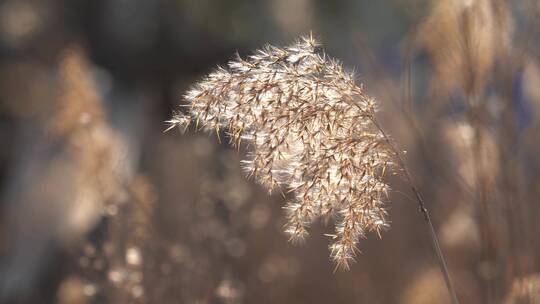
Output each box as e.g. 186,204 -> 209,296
370,118 -> 460,304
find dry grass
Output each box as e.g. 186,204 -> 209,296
169,35 -> 395,269
1,1 -> 540,303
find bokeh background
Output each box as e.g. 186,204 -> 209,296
1,0 -> 539,303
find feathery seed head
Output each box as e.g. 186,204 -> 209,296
170,35 -> 394,269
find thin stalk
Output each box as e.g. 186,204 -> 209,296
370,118 -> 460,304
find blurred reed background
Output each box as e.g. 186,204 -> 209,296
0,0 -> 539,303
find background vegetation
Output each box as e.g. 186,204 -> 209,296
0,0 -> 539,303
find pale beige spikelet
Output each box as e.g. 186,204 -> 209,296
169,35 -> 394,269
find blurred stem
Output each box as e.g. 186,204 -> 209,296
370,118 -> 460,304
465,93 -> 498,303
459,6 -> 499,300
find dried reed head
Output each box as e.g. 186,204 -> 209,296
417,0 -> 513,98
51,46 -> 128,238
169,35 -> 394,269
51,46 -> 105,138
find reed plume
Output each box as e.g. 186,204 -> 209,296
169,35 -> 460,302
169,35 -> 394,269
